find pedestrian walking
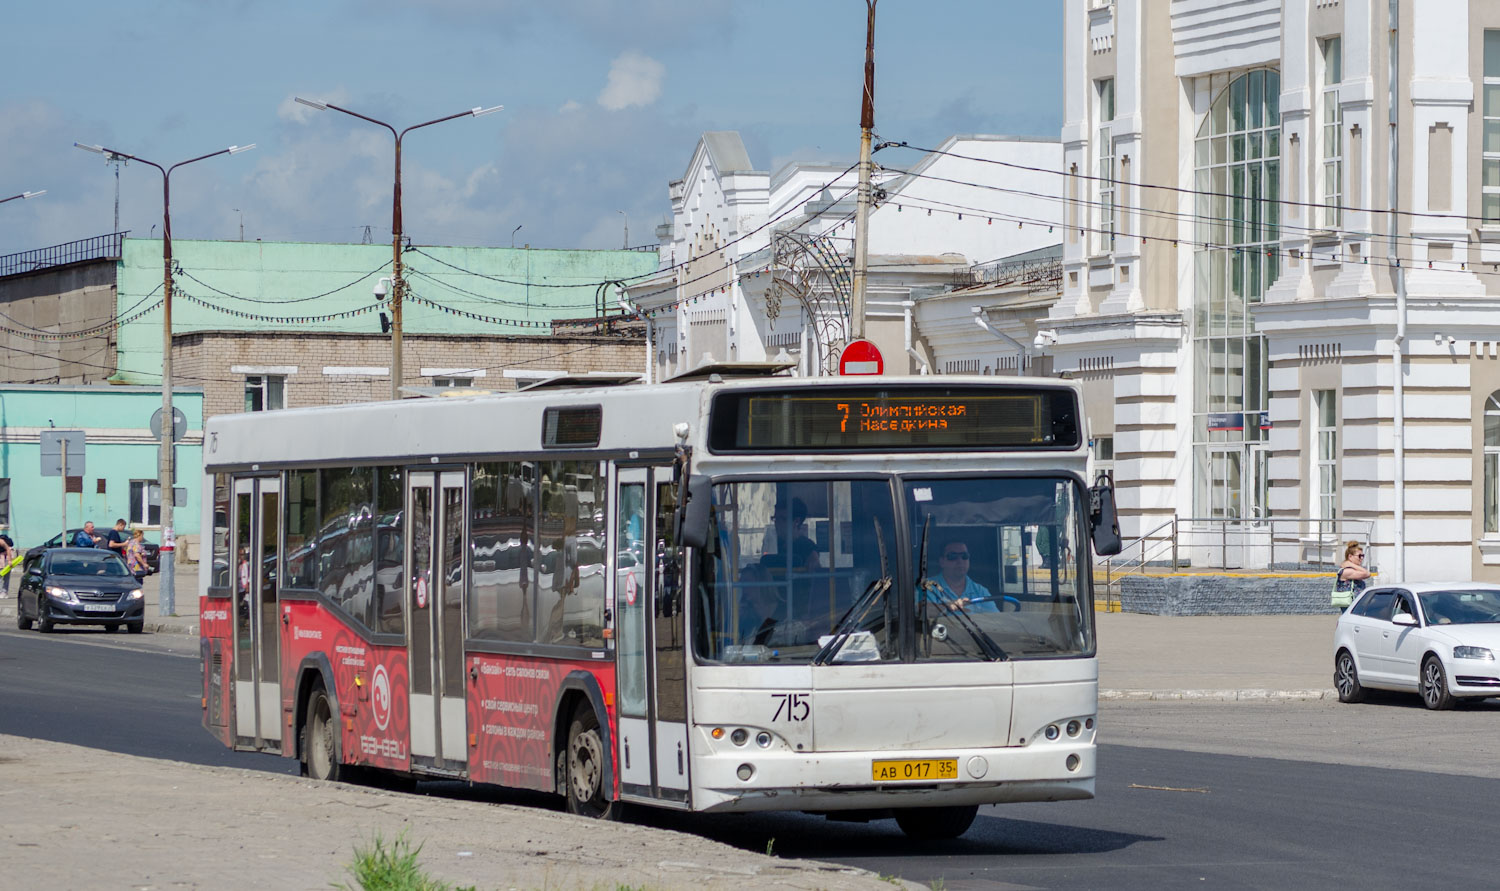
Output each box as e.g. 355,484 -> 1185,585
124,529 -> 149,583
105,519 -> 129,556
1331,541 -> 1371,611
73,521 -> 102,548
0,530 -> 16,597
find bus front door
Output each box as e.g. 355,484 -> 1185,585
231,475 -> 281,752
614,466 -> 690,805
406,470 -> 468,772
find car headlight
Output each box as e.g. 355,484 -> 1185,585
1453,646 -> 1495,661
128,589 -> 144,600
45,586 -> 78,604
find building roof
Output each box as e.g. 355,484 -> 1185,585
701,131 -> 757,175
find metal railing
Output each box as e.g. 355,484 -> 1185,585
0,231 -> 128,279
1098,514 -> 1377,597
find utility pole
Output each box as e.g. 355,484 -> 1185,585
849,0 -> 878,342
75,141 -> 255,618
294,97 -> 502,400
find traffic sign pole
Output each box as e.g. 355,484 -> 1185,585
60,450 -> 67,547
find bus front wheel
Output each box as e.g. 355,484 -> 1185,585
301,686 -> 343,782
565,706 -> 618,820
894,805 -> 978,840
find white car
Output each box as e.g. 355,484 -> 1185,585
1334,583 -> 1500,709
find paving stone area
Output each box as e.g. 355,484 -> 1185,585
1119,574 -> 1337,615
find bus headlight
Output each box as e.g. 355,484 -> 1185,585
755,731 -> 772,748
1044,724 -> 1060,741
731,729 -> 749,746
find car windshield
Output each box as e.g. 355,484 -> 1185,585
50,553 -> 131,577
692,476 -> 1094,665
1418,589 -> 1500,625
907,477 -> 1092,662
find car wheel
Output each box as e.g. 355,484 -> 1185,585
1334,649 -> 1366,703
126,621 -> 144,635
301,686 -> 343,782
565,705 -> 618,819
105,623 -> 120,633
894,805 -> 980,840
16,601 -> 32,631
37,608 -> 54,633
1421,655 -> 1455,710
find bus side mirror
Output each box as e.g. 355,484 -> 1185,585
1089,474 -> 1122,556
678,475 -> 713,550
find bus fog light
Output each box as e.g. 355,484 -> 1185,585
731,729 -> 749,746
1066,720 -> 1081,738
1044,724 -> 1060,741
736,763 -> 755,781
755,731 -> 772,748
1066,754 -> 1080,772
966,755 -> 989,779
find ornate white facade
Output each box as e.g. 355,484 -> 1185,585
1056,0 -> 1500,581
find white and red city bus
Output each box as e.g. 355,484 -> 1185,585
200,370 -> 1120,838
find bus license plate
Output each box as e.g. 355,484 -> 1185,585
872,758 -> 959,782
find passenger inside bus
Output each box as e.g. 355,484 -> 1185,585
759,497 -> 821,575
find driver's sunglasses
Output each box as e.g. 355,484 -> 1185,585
943,552 -> 969,561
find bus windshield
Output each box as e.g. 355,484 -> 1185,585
907,477 -> 1092,662
693,476 -> 1093,664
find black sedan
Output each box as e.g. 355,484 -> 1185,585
39,528 -> 160,573
15,548 -> 146,633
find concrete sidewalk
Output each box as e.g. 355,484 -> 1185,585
1,569 -> 1339,699
0,734 -> 901,891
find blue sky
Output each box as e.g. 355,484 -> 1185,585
1,1 -> 1061,254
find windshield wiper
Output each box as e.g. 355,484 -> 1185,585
920,578 -> 1008,661
813,574 -> 892,665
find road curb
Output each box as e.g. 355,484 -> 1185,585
0,603 -> 198,636
1101,688 -> 1335,701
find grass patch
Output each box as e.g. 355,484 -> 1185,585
336,830 -> 475,891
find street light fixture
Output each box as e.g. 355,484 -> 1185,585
73,140 -> 255,619
0,190 -> 46,205
294,97 -> 503,399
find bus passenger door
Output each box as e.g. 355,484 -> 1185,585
614,465 -> 690,804
231,475 -> 281,752
407,470 -> 468,771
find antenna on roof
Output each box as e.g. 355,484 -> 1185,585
361,225 -> 373,245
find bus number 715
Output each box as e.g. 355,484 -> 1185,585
772,692 -> 810,722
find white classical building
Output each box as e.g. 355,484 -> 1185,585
1053,0 -> 1500,581
628,132 -> 1062,380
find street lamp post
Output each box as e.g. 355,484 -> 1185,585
0,190 -> 46,205
294,97 -> 502,400
75,141 -> 255,619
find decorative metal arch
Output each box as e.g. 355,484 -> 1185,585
767,230 -> 853,375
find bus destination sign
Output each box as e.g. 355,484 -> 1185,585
708,386 -> 1080,452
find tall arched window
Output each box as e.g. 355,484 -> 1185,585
1485,392 -> 1500,534
1192,69 -> 1281,519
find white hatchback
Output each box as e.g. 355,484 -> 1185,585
1334,583 -> 1500,709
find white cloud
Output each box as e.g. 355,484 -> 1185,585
597,51 -> 665,111
559,100 -> 582,114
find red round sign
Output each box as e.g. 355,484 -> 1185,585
839,339 -> 884,376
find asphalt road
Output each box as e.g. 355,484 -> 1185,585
3,625 -> 1497,889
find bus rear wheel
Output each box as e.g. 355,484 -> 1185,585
894,805 -> 979,840
565,706 -> 618,819
301,687 -> 343,782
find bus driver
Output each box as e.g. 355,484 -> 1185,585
923,539 -> 1019,612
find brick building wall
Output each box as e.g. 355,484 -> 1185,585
175,330 -> 644,419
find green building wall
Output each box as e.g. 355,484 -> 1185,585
112,239 -> 659,385
0,385 -> 202,550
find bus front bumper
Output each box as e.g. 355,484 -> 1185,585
691,742 -> 1095,814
